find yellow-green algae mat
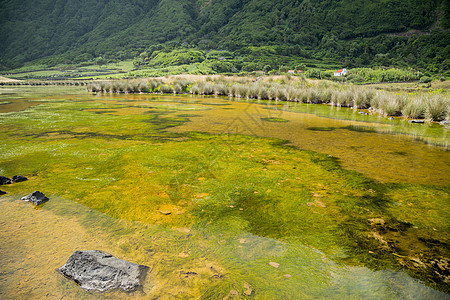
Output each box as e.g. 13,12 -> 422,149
0,86 -> 449,299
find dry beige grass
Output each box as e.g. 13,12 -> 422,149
0,76 -> 20,83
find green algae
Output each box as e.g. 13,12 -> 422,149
0,86 -> 449,298
261,117 -> 289,123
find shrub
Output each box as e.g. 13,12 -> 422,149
420,76 -> 432,83
347,74 -> 365,83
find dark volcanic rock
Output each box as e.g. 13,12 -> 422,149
408,119 -> 425,124
57,250 -> 149,292
12,175 -> 28,183
0,190 -> 6,195
0,176 -> 12,185
21,191 -> 49,205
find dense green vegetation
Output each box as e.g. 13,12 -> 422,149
1,0 -> 449,75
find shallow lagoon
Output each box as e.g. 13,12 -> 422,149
0,86 -> 449,299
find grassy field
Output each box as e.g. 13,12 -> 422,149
1,60 -> 135,80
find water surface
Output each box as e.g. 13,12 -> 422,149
0,86 -> 448,299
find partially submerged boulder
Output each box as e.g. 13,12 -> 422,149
57,250 -> 149,292
408,119 -> 425,124
0,176 -> 12,185
21,191 -> 49,206
12,175 -> 28,183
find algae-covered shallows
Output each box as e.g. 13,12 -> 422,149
0,86 -> 448,299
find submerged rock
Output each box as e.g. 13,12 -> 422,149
21,191 -> 49,206
57,250 -> 149,292
440,120 -> 450,129
12,175 -> 28,183
408,119 -> 425,124
244,283 -> 254,296
269,262 -> 280,268
368,218 -> 386,227
0,176 -> 12,185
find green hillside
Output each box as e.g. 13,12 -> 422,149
0,0 -> 449,73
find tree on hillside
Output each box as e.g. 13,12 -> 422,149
96,57 -> 107,69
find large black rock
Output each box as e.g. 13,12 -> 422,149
21,191 -> 49,206
12,175 -> 28,183
57,250 -> 149,292
0,176 -> 12,185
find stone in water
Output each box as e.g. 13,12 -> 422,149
57,250 -> 149,292
12,175 -> 28,183
0,176 -> 12,185
21,191 -> 49,206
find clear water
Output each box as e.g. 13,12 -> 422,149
0,86 -> 448,299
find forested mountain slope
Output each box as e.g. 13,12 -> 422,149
0,0 -> 448,71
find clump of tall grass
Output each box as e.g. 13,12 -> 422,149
275,87 -> 287,101
425,94 -> 448,121
88,83 -> 101,93
235,84 -> 248,98
124,82 -> 134,93
401,95 -> 426,119
203,82 -> 214,95
331,88 -> 353,107
172,78 -> 192,93
159,84 -> 174,93
319,87 -> 333,104
148,80 -> 162,92
190,82 -> 214,95
256,83 -> 269,100
373,92 -> 404,116
352,87 -> 375,109
283,86 -> 296,102
212,83 -> 226,95
173,82 -> 183,94
306,88 -> 323,104
267,87 -> 277,100
138,81 -> 149,93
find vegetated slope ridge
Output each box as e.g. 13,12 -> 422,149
0,0 -> 448,69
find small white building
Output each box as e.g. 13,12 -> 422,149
334,68 -> 348,77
